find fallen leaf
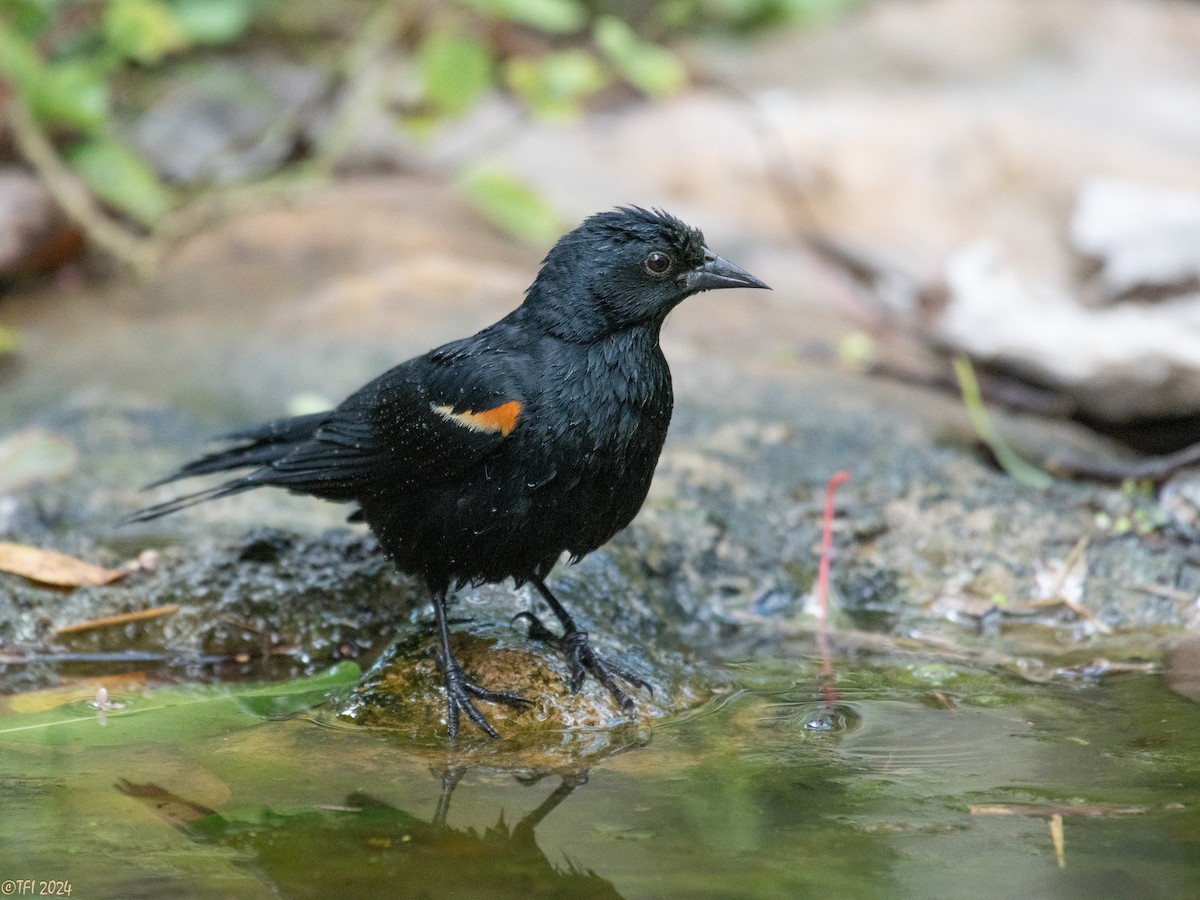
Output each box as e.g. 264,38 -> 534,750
0,541 -> 127,587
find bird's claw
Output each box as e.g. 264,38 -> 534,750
514,613 -> 650,715
434,650 -> 531,740
561,630 -> 650,714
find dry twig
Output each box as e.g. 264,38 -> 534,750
55,604 -> 181,636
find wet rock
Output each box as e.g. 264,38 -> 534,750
333,537 -> 719,741
1161,472 -> 1200,541
339,611 -> 707,745
0,525 -> 410,690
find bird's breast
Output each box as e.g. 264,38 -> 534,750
513,335 -> 673,544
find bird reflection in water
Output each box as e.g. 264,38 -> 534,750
116,756 -> 632,899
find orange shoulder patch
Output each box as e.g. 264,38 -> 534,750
432,400 -> 522,437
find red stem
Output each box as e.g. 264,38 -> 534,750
817,470 -> 852,686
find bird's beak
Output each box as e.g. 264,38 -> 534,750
684,250 -> 771,293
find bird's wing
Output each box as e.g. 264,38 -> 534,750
248,346 -> 530,501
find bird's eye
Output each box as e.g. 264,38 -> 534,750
644,251 -> 672,275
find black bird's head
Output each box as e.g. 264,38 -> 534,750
523,207 -> 769,341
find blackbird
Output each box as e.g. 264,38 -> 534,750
126,207 -> 769,739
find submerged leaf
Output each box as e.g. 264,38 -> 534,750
0,663 -> 361,745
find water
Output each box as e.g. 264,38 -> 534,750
2,656 -> 1198,898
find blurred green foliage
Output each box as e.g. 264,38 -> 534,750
418,30 -> 495,117
458,163 -> 566,246
463,0 -> 586,33
594,15 -> 687,97
666,0 -> 864,30
504,49 -> 609,118
67,135 -> 176,225
0,0 -> 258,228
0,0 -> 864,249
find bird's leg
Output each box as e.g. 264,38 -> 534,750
432,590 -> 531,740
515,578 -> 651,715
432,766 -> 466,828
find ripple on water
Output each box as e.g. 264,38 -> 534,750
739,681 -> 1035,783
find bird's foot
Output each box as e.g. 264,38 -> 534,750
434,650 -> 531,740
513,613 -> 651,715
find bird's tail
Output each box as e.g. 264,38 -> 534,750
122,411 -> 328,524
121,481 -> 257,524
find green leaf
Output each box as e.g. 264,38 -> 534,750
458,164 -> 563,246
0,663 -> 361,745
460,0 -> 586,34
67,138 -> 176,225
0,20 -> 42,86
418,31 -> 494,117
504,50 -> 608,119
167,0 -> 257,44
593,16 -> 687,98
6,0 -> 57,37
0,22 -> 110,130
103,0 -> 189,65
952,354 -> 1054,490
35,59 -> 111,129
